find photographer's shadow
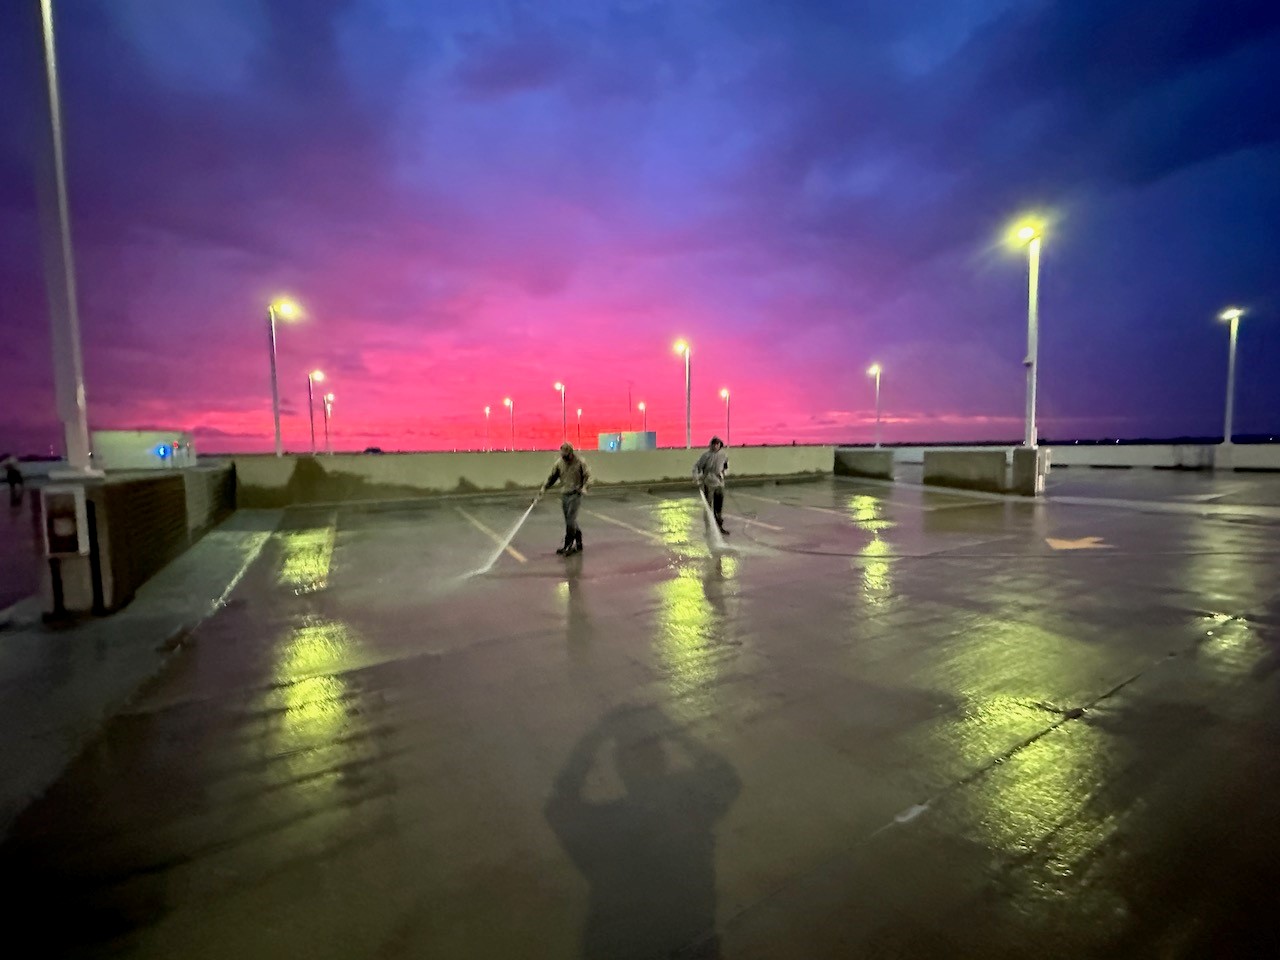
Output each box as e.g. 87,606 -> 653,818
545,705 -> 741,959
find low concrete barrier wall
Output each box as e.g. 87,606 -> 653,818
1218,445 -> 1280,472
1047,444 -> 1215,469
923,450 -> 1009,494
232,447 -> 834,507
834,449 -> 893,480
884,443 -> 1278,472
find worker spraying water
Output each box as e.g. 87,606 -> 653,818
692,436 -> 730,539
537,442 -> 592,556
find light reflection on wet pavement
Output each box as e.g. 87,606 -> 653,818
3,477 -> 1280,958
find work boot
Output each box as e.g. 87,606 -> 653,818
574,531 -> 584,552
718,524 -> 730,536
556,534 -> 573,556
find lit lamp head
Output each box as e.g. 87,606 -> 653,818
503,397 -> 512,408
484,405 -> 490,415
673,339 -> 690,356
576,408 -> 582,417
554,382 -> 564,393
1218,307 -> 1244,322
324,392 -> 334,403
867,363 -> 881,377
1009,217 -> 1045,247
638,401 -> 645,411
272,298 -> 300,319
310,369 -> 324,383
720,388 -> 730,399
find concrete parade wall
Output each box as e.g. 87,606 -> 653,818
230,446 -> 835,507
922,450 -> 1010,494
834,449 -> 894,480
43,464 -> 236,615
872,444 -> 1280,471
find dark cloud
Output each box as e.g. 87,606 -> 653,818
1,0 -> 1278,454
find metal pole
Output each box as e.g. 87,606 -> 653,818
725,394 -> 731,446
577,410 -> 582,446
268,307 -> 283,456
874,372 -> 882,448
485,410 -> 490,451
510,403 -> 515,451
307,376 -> 316,454
562,389 -> 567,442
643,406 -> 647,433
323,398 -> 331,454
39,0 -> 93,473
1224,316 -> 1239,446
684,351 -> 692,449
1023,236 -> 1041,447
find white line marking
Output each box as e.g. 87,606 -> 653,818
584,510 -> 666,544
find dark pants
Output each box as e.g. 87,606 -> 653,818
561,492 -> 583,547
5,472 -> 21,506
701,485 -> 725,527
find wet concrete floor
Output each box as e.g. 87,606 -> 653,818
3,476 -> 1280,958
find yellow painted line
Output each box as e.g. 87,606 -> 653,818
583,510 -> 666,545
1045,536 -> 1112,551
455,507 -> 527,563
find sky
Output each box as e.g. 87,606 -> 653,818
1,0 -> 1278,455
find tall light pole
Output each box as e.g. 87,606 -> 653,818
307,370 -> 325,455
638,401 -> 647,434
1219,307 -> 1245,447
674,340 -> 691,449
266,299 -> 299,456
720,388 -> 731,446
504,397 -> 514,450
484,405 -> 491,451
39,0 -> 93,473
554,382 -> 567,442
323,393 -> 334,455
576,407 -> 583,446
1013,221 -> 1043,447
867,363 -> 882,448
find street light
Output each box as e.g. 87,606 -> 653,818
38,0 -> 94,474
720,388 -> 731,446
554,382 -> 567,442
484,405 -> 491,451
307,369 -> 325,455
266,298 -> 300,456
1219,307 -> 1245,447
867,363 -> 882,448
576,407 -> 583,446
1010,219 -> 1043,447
323,393 -> 335,455
503,397 -> 514,450
638,401 -> 647,434
674,340 -> 691,449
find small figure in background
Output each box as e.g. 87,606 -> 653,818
2,454 -> 23,506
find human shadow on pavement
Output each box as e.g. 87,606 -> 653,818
545,705 -> 741,959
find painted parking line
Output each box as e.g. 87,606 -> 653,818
455,507 -> 527,563
583,510 -> 667,545
736,491 -> 849,517
741,515 -> 785,532
740,489 -> 987,518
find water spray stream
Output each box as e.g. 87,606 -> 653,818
699,488 -> 728,554
473,500 -> 537,575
